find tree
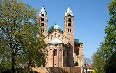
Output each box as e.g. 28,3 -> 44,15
102,0 -> 116,59
0,0 -> 46,72
92,48 -> 105,73
102,0 -> 116,72
105,51 -> 116,73
92,0 -> 116,73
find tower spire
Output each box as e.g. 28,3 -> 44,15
65,6 -> 73,16
39,6 -> 47,16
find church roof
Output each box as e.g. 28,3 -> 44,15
48,38 -> 63,44
48,24 -> 63,34
65,6 -> 73,16
74,39 -> 83,44
39,6 -> 47,16
74,39 -> 79,43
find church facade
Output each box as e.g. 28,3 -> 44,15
38,6 -> 84,67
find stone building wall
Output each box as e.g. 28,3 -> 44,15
38,6 -> 84,68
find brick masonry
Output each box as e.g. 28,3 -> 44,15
38,6 -> 84,68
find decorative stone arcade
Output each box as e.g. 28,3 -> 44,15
38,6 -> 84,68
46,38 -> 67,67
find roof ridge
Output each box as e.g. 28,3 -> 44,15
48,38 -> 63,44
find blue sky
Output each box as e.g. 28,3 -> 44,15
22,0 -> 112,59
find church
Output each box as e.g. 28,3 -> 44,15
38,6 -> 84,67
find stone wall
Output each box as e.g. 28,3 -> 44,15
32,67 -> 82,73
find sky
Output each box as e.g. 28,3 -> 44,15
22,0 -> 112,59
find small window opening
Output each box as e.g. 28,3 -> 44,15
54,49 -> 57,56
80,44 -> 82,47
63,51 -> 65,56
55,44 -> 58,47
41,14 -> 44,16
68,29 -> 69,32
41,23 -> 44,26
41,18 -> 44,21
68,13 -> 71,16
76,49 -> 79,55
68,18 -> 71,22
68,29 -> 71,32
68,23 -> 71,26
75,62 -> 78,66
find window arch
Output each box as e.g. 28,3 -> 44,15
68,18 -> 71,22
68,23 -> 71,26
63,51 -> 65,56
68,29 -> 69,32
53,49 -> 57,56
68,29 -> 71,32
75,62 -> 79,66
76,48 -> 79,55
41,18 -> 44,21
41,14 -> 44,16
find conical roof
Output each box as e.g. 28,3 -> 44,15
65,6 -> 73,16
39,6 -> 47,16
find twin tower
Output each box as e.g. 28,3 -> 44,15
38,6 -> 74,40
38,6 -> 84,67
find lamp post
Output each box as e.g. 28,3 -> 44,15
84,63 -> 87,73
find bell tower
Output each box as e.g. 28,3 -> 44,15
38,6 -> 47,37
64,7 -> 74,66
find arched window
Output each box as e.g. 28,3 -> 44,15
63,51 -> 65,56
68,29 -> 71,32
68,23 -> 71,26
68,29 -> 69,32
75,62 -> 79,66
53,49 -> 57,56
41,18 -> 44,21
76,48 -> 79,55
68,18 -> 71,22
41,14 -> 44,16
